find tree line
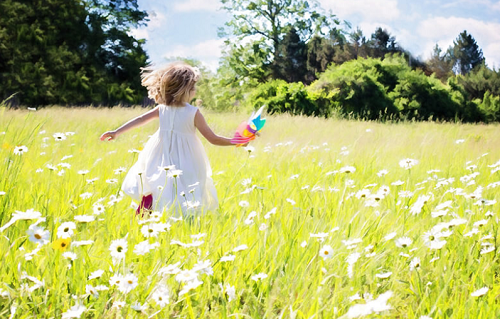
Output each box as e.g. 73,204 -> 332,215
193,0 -> 499,122
1,0 -> 499,122
0,0 -> 148,106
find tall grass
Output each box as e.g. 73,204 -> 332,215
0,106 -> 499,318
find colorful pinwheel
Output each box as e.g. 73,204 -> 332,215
231,106 -> 266,146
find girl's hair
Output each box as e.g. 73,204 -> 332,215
141,62 -> 200,106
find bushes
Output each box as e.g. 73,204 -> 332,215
247,80 -> 327,117
241,54 -> 500,122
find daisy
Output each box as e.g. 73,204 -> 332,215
179,278 -> 203,296
27,225 -> 50,245
93,203 -> 105,215
109,273 -> 125,287
377,169 -> 389,177
244,145 -> 255,153
399,158 -> 419,169
175,270 -> 198,283
134,240 -> 155,255
376,272 -> 392,279
167,169 -> 183,178
114,167 -> 127,174
152,286 -> 170,307
106,178 -> 118,184
224,284 -> 236,301
410,257 -> 421,271
319,245 -> 334,260
192,260 -> 214,275
109,238 -> 128,260
244,211 -> 257,225
239,200 -> 250,208
251,273 -> 268,281
480,246 -> 495,255
57,222 -> 77,239
89,270 -> 105,280
232,244 -> 249,252
118,273 -> 138,293
74,215 -> 95,223
140,224 -> 161,238
130,301 -> 147,312
395,237 -> 413,248
340,166 -> 356,173
71,240 -> 94,247
61,304 -> 86,319
158,262 -> 181,276
471,287 -> 489,297
85,284 -> 99,298
63,252 -> 78,261
220,255 -> 236,262
13,145 -> 28,155
53,133 -> 67,141
112,301 -> 126,309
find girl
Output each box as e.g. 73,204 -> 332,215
100,62 -> 236,216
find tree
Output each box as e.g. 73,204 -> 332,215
368,27 -> 398,58
425,44 -> 453,81
276,27 -> 307,83
451,30 -> 485,75
0,0 -> 149,106
220,0 -> 337,80
305,35 -> 335,83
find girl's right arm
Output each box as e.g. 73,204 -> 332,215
194,110 -> 234,146
100,106 -> 160,141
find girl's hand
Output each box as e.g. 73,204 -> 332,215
100,131 -> 117,141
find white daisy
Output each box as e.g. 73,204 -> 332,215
13,145 -> 28,155
471,287 -> 489,297
319,245 -> 334,260
118,273 -> 138,294
57,222 -> 77,239
27,225 -> 50,245
109,238 -> 128,260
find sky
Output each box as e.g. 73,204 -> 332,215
132,0 -> 500,72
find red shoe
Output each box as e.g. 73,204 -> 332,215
136,194 -> 153,216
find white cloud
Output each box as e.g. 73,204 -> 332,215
418,16 -> 500,67
162,38 -> 225,72
129,10 -> 166,40
173,0 -> 221,12
318,0 -> 400,22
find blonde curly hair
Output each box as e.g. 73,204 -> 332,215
141,62 -> 200,106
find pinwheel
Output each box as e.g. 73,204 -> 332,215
231,106 -> 266,146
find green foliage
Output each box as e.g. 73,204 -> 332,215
451,30 -> 485,75
247,80 -> 325,116
275,28 -> 308,83
0,0 -> 148,106
477,91 -> 500,121
220,0 -> 337,80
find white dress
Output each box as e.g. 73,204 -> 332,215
121,103 -> 218,215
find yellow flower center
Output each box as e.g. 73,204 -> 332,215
35,234 -> 42,240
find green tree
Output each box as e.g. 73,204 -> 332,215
220,0 -> 337,80
276,27 -> 307,83
368,27 -> 399,58
425,44 -> 453,81
0,0 -> 148,106
451,30 -> 485,75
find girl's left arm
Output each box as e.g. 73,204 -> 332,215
100,106 -> 159,141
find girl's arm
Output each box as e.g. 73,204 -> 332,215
100,106 -> 160,141
194,110 -> 234,146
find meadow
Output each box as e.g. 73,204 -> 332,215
1,106 -> 500,318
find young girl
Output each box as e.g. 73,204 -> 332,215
100,62 -> 236,216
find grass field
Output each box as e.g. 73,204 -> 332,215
1,106 -> 500,318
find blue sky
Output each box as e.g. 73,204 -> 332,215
132,0 -> 500,72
